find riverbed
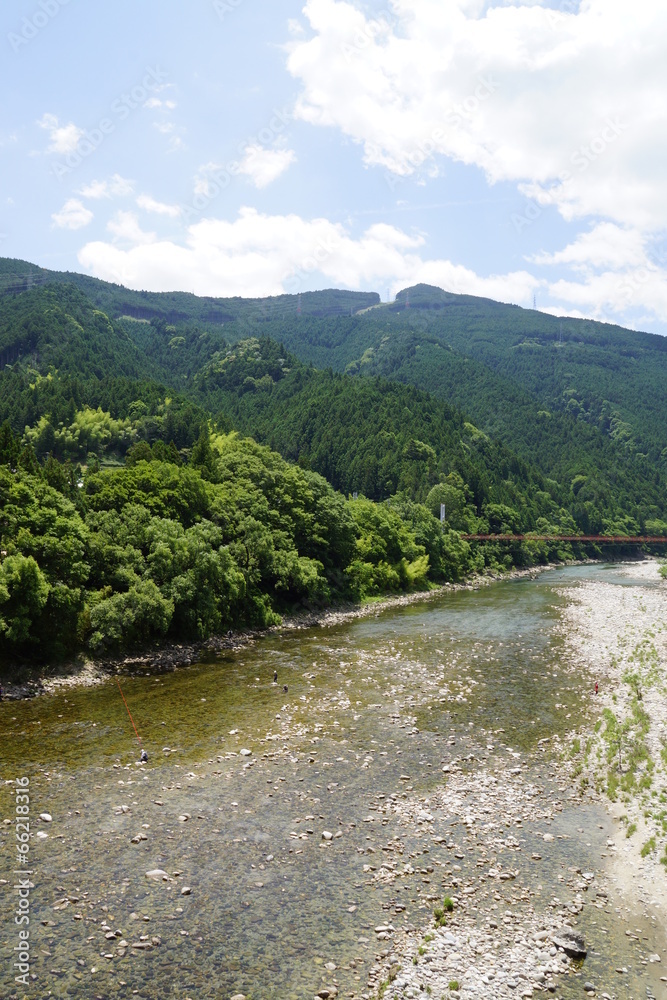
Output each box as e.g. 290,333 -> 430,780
1,563 -> 665,999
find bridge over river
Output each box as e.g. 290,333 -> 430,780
461,534 -> 667,543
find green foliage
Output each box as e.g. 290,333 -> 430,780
345,497 -> 428,597
1,263 -> 666,669
0,554 -> 50,647
640,836 -> 656,858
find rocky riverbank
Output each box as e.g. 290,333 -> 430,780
557,560 -> 667,929
2,558 -> 664,1000
1,560 -> 574,701
364,559 -> 667,1000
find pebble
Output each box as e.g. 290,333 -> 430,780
181,886 -> 192,896
239,748 -> 252,756
39,812 -> 52,822
145,869 -> 168,880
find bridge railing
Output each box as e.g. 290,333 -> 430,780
460,534 -> 667,543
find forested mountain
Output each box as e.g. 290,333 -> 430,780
0,260 -> 665,670
225,287 -> 667,500
0,257 -> 378,324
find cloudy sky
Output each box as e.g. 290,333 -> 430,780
1,0 -> 666,333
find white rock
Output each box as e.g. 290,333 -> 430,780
145,869 -> 168,880
239,748 -> 252,757
322,830 -> 333,841
39,813 -> 52,822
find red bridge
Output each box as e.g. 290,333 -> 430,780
461,534 -> 667,543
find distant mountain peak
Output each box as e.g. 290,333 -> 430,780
394,284 -> 457,308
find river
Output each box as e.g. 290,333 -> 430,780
1,564 -> 664,999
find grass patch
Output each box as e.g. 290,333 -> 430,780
640,836 -> 656,858
626,822 -> 637,838
434,896 -> 455,928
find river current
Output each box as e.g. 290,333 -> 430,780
0,564 -> 664,999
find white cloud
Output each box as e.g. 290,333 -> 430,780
144,97 -> 177,110
51,199 -> 93,230
78,174 -> 134,199
527,224 -> 667,323
107,211 -> 156,246
287,0 -> 667,230
238,143 -> 297,188
37,113 -> 84,155
153,120 -> 185,151
530,223 -> 648,272
136,194 -> 182,217
78,206 -> 537,303
548,269 -> 667,324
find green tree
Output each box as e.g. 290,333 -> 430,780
0,554 -> 50,647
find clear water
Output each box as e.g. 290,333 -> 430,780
0,566 -> 664,999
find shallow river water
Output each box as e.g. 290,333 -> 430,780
1,564 -> 665,999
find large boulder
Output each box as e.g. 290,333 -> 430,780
552,928 -> 587,958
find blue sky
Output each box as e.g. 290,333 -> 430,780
1,0 -> 666,334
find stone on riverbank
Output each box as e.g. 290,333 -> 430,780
552,928 -> 587,958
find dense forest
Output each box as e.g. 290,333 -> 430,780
0,260 -> 665,670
